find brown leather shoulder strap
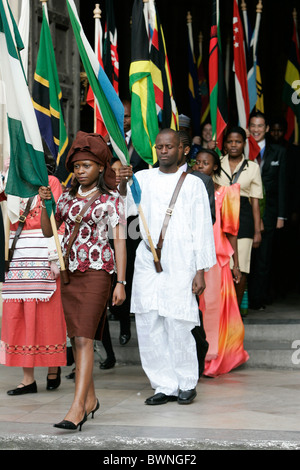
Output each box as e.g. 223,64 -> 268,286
6,196 -> 35,270
64,191 -> 100,266
156,172 -> 187,259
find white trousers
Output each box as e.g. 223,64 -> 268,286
135,310 -> 199,396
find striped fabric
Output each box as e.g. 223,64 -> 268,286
3,229 -> 56,301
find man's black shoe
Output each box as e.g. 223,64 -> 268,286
145,392 -> 177,405
177,388 -> 197,404
119,333 -> 131,346
99,356 -> 116,369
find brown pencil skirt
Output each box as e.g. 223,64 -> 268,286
61,269 -> 112,340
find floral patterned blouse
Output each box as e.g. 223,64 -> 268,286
55,190 -> 125,273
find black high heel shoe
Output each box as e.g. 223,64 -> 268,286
47,367 -> 61,390
53,412 -> 87,431
88,399 -> 100,419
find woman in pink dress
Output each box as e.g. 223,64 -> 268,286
192,149 -> 249,377
0,173 -> 67,393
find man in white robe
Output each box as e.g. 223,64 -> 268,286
130,129 -> 216,405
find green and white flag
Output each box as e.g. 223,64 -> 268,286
0,0 -> 52,220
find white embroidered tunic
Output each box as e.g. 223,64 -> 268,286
130,169 -> 216,325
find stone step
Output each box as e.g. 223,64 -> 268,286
95,316 -> 300,370
243,345 -> 299,370
243,322 -> 300,341
243,321 -> 300,370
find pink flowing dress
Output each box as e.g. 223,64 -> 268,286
0,176 -> 67,367
199,184 -> 249,377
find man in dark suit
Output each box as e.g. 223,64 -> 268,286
248,111 -> 287,310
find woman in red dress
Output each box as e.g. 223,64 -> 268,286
0,172 -> 66,393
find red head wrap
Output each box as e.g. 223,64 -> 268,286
65,131 -> 116,190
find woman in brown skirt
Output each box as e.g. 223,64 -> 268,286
39,131 -> 128,431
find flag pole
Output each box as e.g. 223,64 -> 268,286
253,1 -> 263,61
93,3 -> 102,133
241,0 -> 248,47
40,0 -> 48,15
137,206 -> 161,266
187,12 -> 194,57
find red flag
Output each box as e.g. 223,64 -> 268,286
103,0 -> 119,94
86,12 -> 108,137
233,0 -> 250,129
208,0 -> 228,152
248,133 -> 260,161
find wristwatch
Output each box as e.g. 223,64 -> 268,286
116,280 -> 126,285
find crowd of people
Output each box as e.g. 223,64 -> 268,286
0,100 -> 298,431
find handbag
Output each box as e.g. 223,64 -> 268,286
63,191 -> 100,275
5,196 -> 34,272
145,171 -> 187,272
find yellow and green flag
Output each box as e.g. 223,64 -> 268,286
129,0 -> 159,165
